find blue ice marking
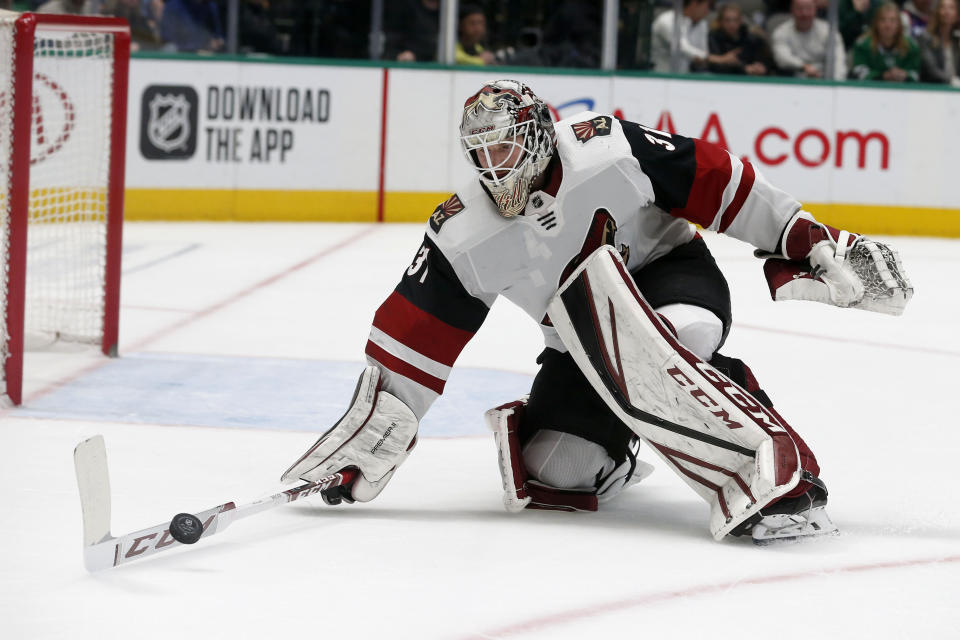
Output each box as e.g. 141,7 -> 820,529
16,353 -> 534,437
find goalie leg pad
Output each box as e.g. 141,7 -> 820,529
522,429 -> 616,490
709,352 -> 820,497
524,429 -> 654,504
547,246 -> 801,540
486,400 -> 600,512
485,400 -> 533,512
485,400 -> 654,512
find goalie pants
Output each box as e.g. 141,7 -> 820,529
522,237 -> 820,499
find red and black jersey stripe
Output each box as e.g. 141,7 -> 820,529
394,235 -> 489,333
620,119 -> 756,232
365,235 -> 490,404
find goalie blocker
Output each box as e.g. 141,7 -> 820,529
547,246 -> 803,540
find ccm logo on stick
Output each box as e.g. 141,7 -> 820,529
124,514 -> 217,559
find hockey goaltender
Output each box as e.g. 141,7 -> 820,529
282,80 -> 913,544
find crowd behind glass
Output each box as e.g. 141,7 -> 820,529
4,0 -> 958,85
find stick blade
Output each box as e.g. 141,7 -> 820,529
74,436 -> 112,549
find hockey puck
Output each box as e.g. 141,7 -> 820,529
169,512 -> 204,545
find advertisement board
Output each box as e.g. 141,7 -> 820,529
123,57 -> 960,234
126,59 -> 382,219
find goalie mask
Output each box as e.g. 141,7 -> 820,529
459,80 -> 556,218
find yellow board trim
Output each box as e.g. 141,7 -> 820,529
124,189 -> 379,222
804,203 -> 960,237
383,191 -> 448,223
124,189 -> 960,237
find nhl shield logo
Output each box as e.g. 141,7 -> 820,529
140,85 -> 198,160
148,93 -> 192,152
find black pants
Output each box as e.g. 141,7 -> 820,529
521,237 -> 732,462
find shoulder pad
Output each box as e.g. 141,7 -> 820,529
425,179 -> 511,249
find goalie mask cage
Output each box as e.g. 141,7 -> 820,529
0,12 -> 129,406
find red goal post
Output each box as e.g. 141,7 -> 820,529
0,12 -> 130,405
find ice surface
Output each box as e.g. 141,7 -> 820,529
2,222 -> 957,639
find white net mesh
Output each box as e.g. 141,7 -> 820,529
0,14 -> 118,401
27,28 -> 114,344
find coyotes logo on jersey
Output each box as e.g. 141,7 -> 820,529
429,194 -> 465,234
571,116 -> 613,143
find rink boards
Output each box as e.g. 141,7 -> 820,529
117,56 -> 960,236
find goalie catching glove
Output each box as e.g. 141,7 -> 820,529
760,211 -> 913,315
281,366 -> 418,504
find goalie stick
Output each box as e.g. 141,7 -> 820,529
74,435 -> 357,572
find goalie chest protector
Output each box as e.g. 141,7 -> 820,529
427,111 -> 696,351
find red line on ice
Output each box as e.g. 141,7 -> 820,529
124,226 -> 377,353
461,554 -> 960,639
736,323 -> 960,358
12,226 -> 376,408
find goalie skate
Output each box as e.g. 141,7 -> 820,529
732,474 -> 840,545
751,507 -> 839,545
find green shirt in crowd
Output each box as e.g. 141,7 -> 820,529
851,35 -> 922,81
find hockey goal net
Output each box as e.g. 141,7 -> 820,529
0,12 -> 129,405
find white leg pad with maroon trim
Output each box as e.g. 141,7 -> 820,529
485,400 -> 533,512
485,401 -> 605,513
522,429 -> 615,490
547,246 -> 801,540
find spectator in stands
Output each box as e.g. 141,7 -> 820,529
539,1 -> 602,68
239,0 -> 284,55
903,0 -> 934,38
385,0 -> 439,62
161,0 -> 225,53
505,27 -> 548,66
652,0 -> 738,72
104,0 -> 163,51
456,4 -> 494,65
918,0 -> 960,85
851,2 -> 921,80
765,0 -> 829,18
35,0 -> 91,13
147,0 -> 164,32
771,0 -> 847,79
308,0 -> 370,59
839,0 -> 884,48
708,3 -> 775,74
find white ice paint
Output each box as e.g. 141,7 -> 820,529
2,223 -> 957,639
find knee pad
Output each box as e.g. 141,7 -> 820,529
655,303 -> 724,361
522,429 -> 615,490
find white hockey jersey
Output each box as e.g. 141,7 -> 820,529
365,112 -> 802,419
